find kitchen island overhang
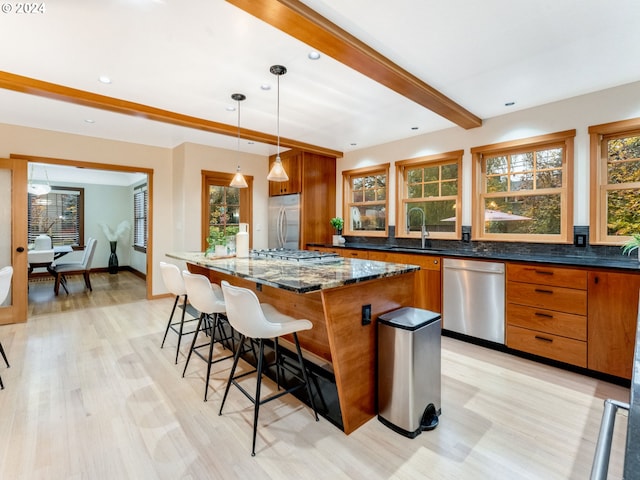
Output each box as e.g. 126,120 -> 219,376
166,251 -> 420,434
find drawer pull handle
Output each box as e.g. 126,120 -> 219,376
532,269 -> 554,275
534,288 -> 554,294
535,335 -> 553,343
534,312 -> 554,319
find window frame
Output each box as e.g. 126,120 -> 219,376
396,150 -> 463,241
589,117 -> 640,245
28,185 -> 84,246
342,163 -> 389,237
201,171 -> 253,251
471,129 -> 575,243
133,183 -> 148,253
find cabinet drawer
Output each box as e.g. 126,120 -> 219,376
507,281 -> 587,315
507,325 -> 586,367
506,303 -> 586,341
507,264 -> 587,289
340,249 -> 369,259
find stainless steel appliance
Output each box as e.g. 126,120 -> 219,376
251,249 -> 340,263
268,194 -> 300,250
442,258 -> 505,344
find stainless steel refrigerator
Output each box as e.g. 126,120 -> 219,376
268,193 -> 300,249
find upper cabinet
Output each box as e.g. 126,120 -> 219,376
269,149 -> 337,246
268,152 -> 302,196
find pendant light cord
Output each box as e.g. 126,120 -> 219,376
276,72 -> 280,159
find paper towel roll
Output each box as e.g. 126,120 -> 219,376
236,223 -> 249,258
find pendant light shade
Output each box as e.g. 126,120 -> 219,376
229,93 -> 248,188
267,64 -> 289,182
28,164 -> 52,196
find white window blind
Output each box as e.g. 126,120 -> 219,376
133,184 -> 148,252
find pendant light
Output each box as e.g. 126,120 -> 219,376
28,164 -> 52,196
267,64 -> 289,182
229,93 -> 249,188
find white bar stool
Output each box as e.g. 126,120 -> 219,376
181,271 -> 234,401
219,280 -> 319,456
159,262 -> 197,364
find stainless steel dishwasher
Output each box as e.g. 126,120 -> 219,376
442,258 -> 505,344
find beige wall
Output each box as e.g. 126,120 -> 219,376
0,123 -> 269,296
337,80 -> 640,228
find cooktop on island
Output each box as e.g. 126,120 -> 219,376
251,249 -> 341,263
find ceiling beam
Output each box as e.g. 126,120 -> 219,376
0,71 -> 343,158
227,0 -> 482,130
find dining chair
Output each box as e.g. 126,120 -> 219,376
47,238 -> 97,295
219,280 -> 318,456
181,271 -> 234,401
159,262 -> 198,364
0,266 -> 13,389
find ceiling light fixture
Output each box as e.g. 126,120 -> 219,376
267,65 -> 289,182
98,75 -> 112,84
308,51 -> 321,60
229,93 -> 248,188
28,164 -> 51,196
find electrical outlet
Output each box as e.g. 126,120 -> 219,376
362,304 -> 372,326
574,234 -> 587,247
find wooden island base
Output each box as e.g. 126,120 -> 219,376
188,263 -> 415,434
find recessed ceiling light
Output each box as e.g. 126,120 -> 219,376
98,75 -> 112,84
226,106 -> 236,112
260,84 -> 271,91
84,119 -> 95,123
411,126 -> 419,130
308,51 -> 321,60
505,101 -> 515,107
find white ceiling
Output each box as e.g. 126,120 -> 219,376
2,0 -> 640,157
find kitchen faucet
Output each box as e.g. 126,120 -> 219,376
407,207 -> 429,248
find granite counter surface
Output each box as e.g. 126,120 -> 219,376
166,251 -> 419,294
309,243 -> 640,271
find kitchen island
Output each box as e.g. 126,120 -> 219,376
166,251 -> 420,434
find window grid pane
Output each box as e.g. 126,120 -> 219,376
480,142 -> 567,238
28,188 -> 81,246
348,171 -> 387,232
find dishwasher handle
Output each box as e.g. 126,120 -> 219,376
443,265 -> 505,274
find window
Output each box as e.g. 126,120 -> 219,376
589,118 -> 640,244
343,164 -> 389,237
396,151 -> 462,240
133,183 -> 148,253
201,171 -> 253,250
28,186 -> 84,246
471,130 -> 575,243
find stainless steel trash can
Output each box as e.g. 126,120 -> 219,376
378,307 -> 441,438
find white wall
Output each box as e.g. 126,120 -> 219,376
337,81 -> 640,227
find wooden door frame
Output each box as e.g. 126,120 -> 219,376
0,157 -> 28,324
10,154 -> 154,301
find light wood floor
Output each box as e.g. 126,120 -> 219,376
0,273 -> 630,479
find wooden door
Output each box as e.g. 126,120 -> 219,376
588,270 -> 640,379
0,158 -> 28,324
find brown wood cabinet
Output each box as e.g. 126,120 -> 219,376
311,248 -> 442,313
268,152 -> 301,196
587,270 -> 640,379
506,263 -> 587,367
269,149 -> 337,246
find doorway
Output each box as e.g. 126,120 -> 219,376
15,154 -> 154,316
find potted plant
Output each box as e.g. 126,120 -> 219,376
330,217 -> 344,235
622,233 -> 640,261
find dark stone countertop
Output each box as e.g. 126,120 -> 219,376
166,251 -> 419,294
309,243 -> 640,271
